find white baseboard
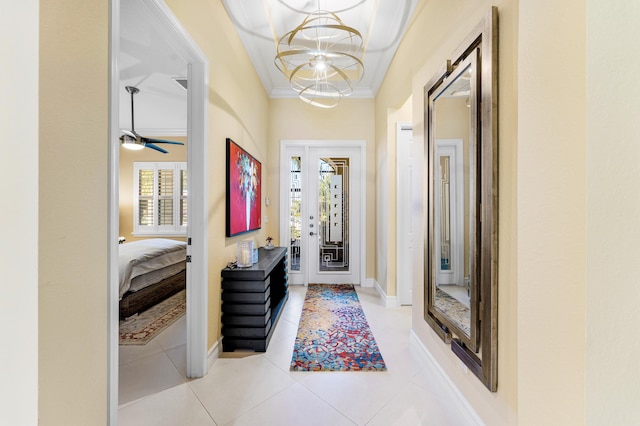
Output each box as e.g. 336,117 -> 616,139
362,277 -> 375,288
385,295 -> 398,308
206,338 -> 223,371
368,278 -> 399,308
409,331 -> 484,426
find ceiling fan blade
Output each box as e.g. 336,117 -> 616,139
143,137 -> 185,145
145,143 -> 169,154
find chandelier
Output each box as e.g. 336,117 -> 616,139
275,10 -> 364,108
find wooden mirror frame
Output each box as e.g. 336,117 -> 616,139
423,7 -> 498,391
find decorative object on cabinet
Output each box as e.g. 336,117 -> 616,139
226,138 -> 262,237
236,240 -> 254,268
423,7 -> 498,391
221,247 -> 289,352
265,236 -> 274,250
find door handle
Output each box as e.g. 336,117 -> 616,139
309,232 -> 316,236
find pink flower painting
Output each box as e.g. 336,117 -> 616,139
226,139 -> 261,236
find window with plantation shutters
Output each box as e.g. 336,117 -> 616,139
134,162 -> 187,236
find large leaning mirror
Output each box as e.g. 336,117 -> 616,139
424,7 -> 498,391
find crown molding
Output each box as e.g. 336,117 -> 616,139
120,127 -> 187,137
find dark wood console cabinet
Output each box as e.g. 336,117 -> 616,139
221,247 -> 288,352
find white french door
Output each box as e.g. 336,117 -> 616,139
281,141 -> 364,286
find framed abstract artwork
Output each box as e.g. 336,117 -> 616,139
226,138 -> 262,237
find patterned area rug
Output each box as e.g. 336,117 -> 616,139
119,290 -> 185,345
290,284 -> 386,371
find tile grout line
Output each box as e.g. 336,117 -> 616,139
117,345 -> 165,367
184,380 -> 221,426
296,377 -> 359,425
218,382 -> 300,426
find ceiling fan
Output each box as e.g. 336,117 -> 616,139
120,86 -> 184,154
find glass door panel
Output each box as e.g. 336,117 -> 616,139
289,156 -> 302,272
317,157 -> 350,273
308,147 -> 359,285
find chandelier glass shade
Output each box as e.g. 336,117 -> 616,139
275,10 -> 364,108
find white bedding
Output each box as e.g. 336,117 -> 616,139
128,261 -> 186,293
119,239 -> 187,299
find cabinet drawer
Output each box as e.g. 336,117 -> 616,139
222,321 -> 272,338
222,297 -> 271,315
222,276 -> 270,292
222,309 -> 271,327
222,286 -> 270,304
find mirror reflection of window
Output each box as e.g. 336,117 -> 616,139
440,156 -> 451,272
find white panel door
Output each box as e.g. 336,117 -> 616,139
397,123 -> 414,305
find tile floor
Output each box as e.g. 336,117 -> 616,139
118,286 -> 473,425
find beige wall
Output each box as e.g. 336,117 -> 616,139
165,0 -> 270,348
119,136 -> 187,242
1,1 -> 39,424
586,0 -> 640,423
39,0 -> 109,423
518,0 -> 586,423
377,97 -> 412,296
377,0 -> 519,423
267,98 -> 376,279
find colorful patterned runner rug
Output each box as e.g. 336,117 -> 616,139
290,284 -> 387,371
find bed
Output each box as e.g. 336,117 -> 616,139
119,238 -> 187,319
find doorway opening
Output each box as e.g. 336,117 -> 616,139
108,0 -> 209,423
